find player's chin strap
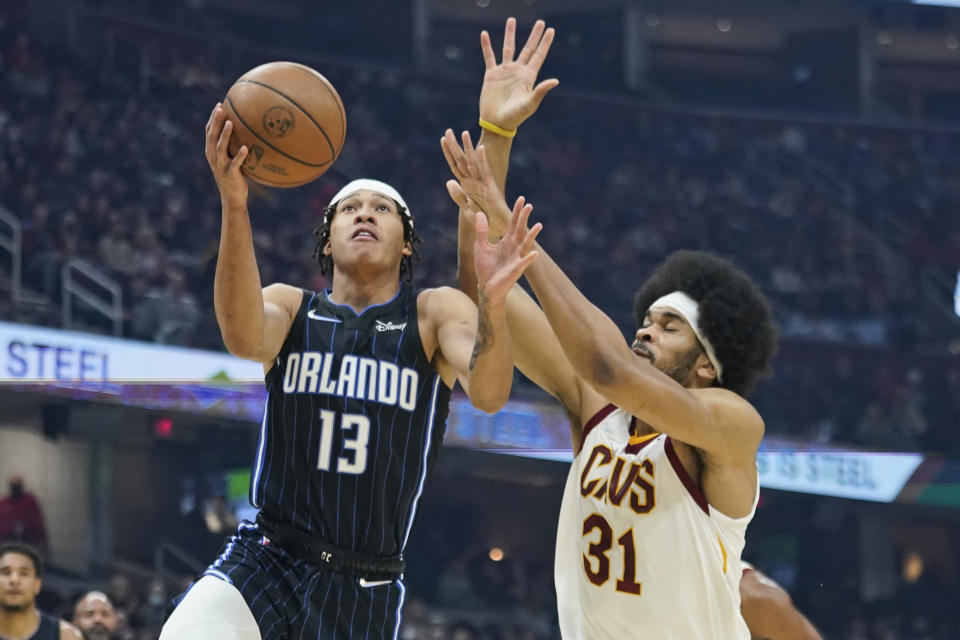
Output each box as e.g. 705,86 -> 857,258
649,291 -> 724,383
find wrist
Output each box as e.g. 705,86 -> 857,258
477,287 -> 507,311
220,191 -> 248,213
478,117 -> 517,139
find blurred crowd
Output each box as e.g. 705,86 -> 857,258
25,551 -> 960,640
1,10 -> 959,434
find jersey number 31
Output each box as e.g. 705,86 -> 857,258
316,409 -> 370,475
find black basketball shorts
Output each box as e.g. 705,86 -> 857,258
181,522 -> 406,639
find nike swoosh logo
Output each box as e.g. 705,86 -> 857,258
307,310 -> 342,323
358,578 -> 393,588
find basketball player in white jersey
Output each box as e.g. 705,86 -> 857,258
444,110 -> 777,637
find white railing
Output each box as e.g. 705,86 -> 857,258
62,258 -> 123,336
0,206 -> 22,303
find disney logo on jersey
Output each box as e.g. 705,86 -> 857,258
580,444 -> 656,515
375,320 -> 407,332
282,351 -> 420,411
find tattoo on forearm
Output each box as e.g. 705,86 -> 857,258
470,291 -> 494,371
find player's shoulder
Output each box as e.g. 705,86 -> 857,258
263,282 -> 306,314
263,282 -> 306,301
690,387 -> 764,443
58,620 -> 83,640
416,286 -> 474,316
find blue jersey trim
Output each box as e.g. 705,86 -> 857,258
400,374 -> 441,550
250,400 -> 270,508
321,286 -> 403,317
392,579 -> 406,640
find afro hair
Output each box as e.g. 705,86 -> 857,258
633,250 -> 778,397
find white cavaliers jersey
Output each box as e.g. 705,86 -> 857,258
555,405 -> 757,639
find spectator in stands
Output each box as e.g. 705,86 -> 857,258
72,591 -> 118,640
0,475 -> 48,556
104,574 -> 138,624
129,577 -> 166,636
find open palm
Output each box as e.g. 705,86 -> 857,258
441,129 -> 512,236
474,197 -> 542,303
478,18 -> 559,131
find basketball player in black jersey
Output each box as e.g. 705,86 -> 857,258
0,543 -> 82,640
160,19 -> 554,640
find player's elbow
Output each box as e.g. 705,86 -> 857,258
470,392 -> 508,415
468,379 -> 511,414
219,327 -> 263,361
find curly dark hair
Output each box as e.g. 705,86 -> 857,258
312,201 -> 422,282
633,250 -> 778,397
0,541 -> 43,577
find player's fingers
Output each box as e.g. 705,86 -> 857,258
228,145 -> 248,174
477,145 -> 494,183
446,180 -> 470,209
440,132 -> 466,177
480,31 -> 497,70
447,130 -> 472,177
461,130 -> 476,157
520,222 -> 543,254
474,210 -> 489,240
509,197 -> 527,233
530,27 -> 556,71
515,202 -> 535,236
532,79 -> 560,105
461,131 -> 479,174
216,120 -> 234,167
516,250 -> 539,272
205,102 -> 220,134
502,17 -> 517,62
205,105 -> 224,160
513,196 -> 527,218
500,250 -> 539,287
517,19 -> 545,64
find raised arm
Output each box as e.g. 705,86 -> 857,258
426,206 -> 541,414
458,17 -> 557,294
445,136 -> 764,474
206,103 -> 301,365
448,20 -> 602,439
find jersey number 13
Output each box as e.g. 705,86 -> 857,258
316,409 -> 370,475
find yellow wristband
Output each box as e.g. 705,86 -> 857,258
478,118 -> 517,139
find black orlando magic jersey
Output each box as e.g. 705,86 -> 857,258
250,283 -> 450,557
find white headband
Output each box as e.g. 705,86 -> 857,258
649,291 -> 723,383
326,179 -> 413,227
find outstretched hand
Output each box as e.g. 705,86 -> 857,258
442,129 -> 511,236
473,196 -> 542,304
204,102 -> 249,208
478,18 -> 559,132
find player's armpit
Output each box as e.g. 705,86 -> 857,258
222,282 -> 301,366
254,284 -> 303,364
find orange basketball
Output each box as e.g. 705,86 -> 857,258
223,61 -> 346,188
